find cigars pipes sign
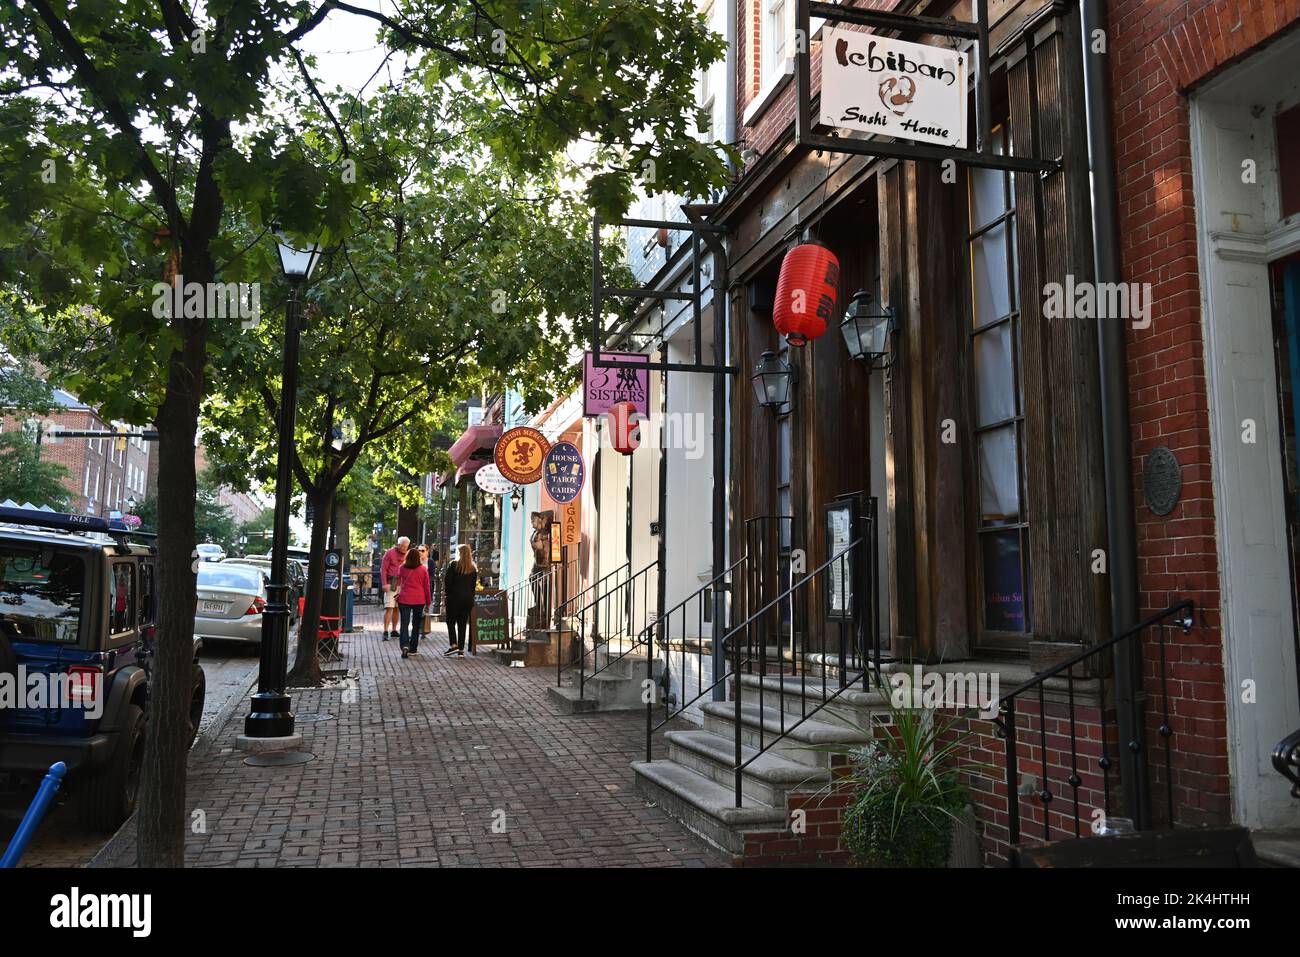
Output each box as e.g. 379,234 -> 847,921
495,427 -> 551,485
819,28 -> 968,149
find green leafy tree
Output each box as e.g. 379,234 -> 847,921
202,83 -> 630,685
0,429 -> 71,508
0,0 -> 728,867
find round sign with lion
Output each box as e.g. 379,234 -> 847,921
495,427 -> 551,485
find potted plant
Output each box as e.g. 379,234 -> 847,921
814,696 -> 990,867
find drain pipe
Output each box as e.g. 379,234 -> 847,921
1080,0 -> 1149,828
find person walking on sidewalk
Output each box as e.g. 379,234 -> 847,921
443,543 -> 478,657
381,536 -> 410,640
396,547 -> 432,658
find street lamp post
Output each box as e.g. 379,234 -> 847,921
244,228 -> 320,740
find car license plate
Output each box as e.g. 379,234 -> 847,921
201,600 -> 226,614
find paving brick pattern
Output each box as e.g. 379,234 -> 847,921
181,608 -> 724,867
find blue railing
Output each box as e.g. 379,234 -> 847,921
1,761 -> 67,868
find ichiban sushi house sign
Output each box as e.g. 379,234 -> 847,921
819,29 -> 968,149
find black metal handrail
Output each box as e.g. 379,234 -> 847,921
1271,728 -> 1300,799
639,502 -> 880,811
642,554 -> 750,757
995,599 -> 1195,850
726,526 -> 877,805
576,559 -> 659,697
554,561 -> 629,686
504,552 -> 579,646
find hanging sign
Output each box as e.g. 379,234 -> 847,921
474,463 -> 514,496
583,351 -> 650,417
820,28 -> 968,149
495,426 -> 550,485
542,441 -> 585,504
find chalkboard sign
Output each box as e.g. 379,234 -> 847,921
470,588 -> 509,653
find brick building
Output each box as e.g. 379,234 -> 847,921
1109,0 -> 1300,832
625,0 -> 1300,864
1,387 -> 150,516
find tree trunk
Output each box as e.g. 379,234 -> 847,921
287,484 -> 333,687
136,331 -> 206,867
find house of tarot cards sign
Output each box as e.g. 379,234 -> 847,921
820,28 -> 968,149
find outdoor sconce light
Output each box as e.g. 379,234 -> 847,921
751,350 -> 797,409
840,289 -> 896,370
273,226 -> 322,281
510,487 -> 523,512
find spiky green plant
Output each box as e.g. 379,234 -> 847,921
806,683 -> 996,867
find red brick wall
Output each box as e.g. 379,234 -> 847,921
1109,0 -> 1300,829
1,409 -> 102,512
735,0 -> 902,160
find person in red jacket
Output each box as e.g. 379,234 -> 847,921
395,546 -> 432,658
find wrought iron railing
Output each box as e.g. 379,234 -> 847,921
727,513 -> 878,804
643,555 -> 748,754
642,500 -> 881,813
1274,729 -> 1300,799
503,550 -> 580,646
993,599 -> 1195,850
555,561 -> 628,686
571,559 -> 659,698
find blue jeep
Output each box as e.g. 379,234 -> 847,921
0,505 -> 205,831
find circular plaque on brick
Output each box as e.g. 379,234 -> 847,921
1144,446 -> 1182,516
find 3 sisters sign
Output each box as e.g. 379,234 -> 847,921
819,29 -> 968,149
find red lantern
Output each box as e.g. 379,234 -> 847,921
772,243 -> 840,346
607,401 -> 641,456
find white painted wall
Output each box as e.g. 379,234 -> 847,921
1191,32 -> 1300,829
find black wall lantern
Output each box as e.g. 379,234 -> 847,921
751,350 -> 797,409
840,289 -> 896,370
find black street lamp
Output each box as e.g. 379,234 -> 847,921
244,227 -> 320,740
839,289 -> 897,370
751,350 -> 797,409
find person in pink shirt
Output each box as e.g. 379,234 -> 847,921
395,547 -> 432,657
380,536 -> 410,639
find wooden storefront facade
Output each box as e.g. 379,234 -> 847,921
720,0 -> 1110,669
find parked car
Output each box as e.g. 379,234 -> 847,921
0,505 -> 205,831
193,562 -> 268,644
195,543 -> 225,562
222,557 -> 305,618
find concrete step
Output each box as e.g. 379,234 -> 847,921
665,728 -> 829,806
491,647 -> 525,665
593,651 -> 662,680
735,673 -> 889,726
545,684 -> 598,714
631,759 -> 788,857
702,701 -> 869,768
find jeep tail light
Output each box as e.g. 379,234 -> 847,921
67,665 -> 102,705
246,596 -> 266,616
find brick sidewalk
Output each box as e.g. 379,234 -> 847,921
178,607 -> 724,867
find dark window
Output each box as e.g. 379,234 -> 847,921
0,546 -> 85,643
1277,103 -> 1300,220
967,125 -> 1030,636
109,562 -> 135,636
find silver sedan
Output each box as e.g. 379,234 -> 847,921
194,562 -> 267,644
